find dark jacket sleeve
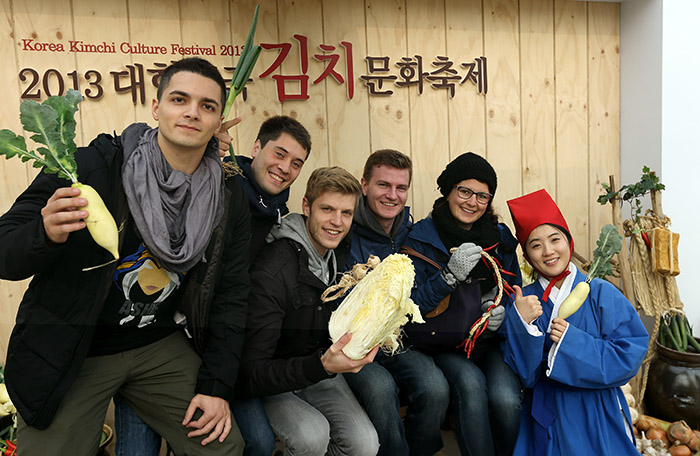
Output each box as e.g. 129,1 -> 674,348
0,135 -> 121,281
194,183 -> 251,402
0,169 -> 72,280
498,223 -> 523,289
239,244 -> 331,398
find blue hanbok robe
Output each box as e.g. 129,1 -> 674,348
502,265 -> 648,456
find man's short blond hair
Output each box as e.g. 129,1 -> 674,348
304,166 -> 361,206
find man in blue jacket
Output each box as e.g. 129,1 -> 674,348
343,149 -> 450,456
0,58 -> 248,455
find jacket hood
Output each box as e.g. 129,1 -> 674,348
267,213 -> 336,286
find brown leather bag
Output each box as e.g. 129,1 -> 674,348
400,246 -> 450,318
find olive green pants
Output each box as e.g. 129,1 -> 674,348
17,331 -> 243,456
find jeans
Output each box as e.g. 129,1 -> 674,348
115,394 -> 276,456
344,349 -> 449,456
232,397 -> 278,456
434,344 -> 523,456
114,392 -> 162,456
262,375 -> 379,456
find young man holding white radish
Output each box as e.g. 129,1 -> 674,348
237,166 -> 380,456
0,57 -> 250,456
504,188 -> 648,456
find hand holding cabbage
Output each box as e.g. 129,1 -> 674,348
326,253 -> 424,360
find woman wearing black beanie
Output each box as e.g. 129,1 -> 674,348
402,152 -> 523,456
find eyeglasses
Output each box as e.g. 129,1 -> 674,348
455,185 -> 493,205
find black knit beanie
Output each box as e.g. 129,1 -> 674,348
436,152 -> 497,196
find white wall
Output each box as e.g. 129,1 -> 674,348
661,0 -> 700,334
621,0 -> 699,334
620,0 -> 662,186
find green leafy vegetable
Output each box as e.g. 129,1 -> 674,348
0,90 -> 120,261
557,224 -> 623,319
0,89 -> 82,183
222,4 -> 262,121
598,166 -> 665,223
587,224 -> 623,281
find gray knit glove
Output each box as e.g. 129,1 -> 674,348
481,286 -> 503,331
483,301 -> 505,331
444,242 -> 482,282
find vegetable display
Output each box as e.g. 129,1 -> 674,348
657,312 -> 700,354
327,253 -> 423,360
0,90 -> 119,261
557,224 -> 622,319
636,415 -> 700,456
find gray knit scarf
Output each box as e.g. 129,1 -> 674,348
121,123 -> 224,273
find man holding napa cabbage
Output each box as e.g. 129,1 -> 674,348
342,149 -> 450,456
237,166 -> 379,456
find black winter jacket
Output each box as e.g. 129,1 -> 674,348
0,133 -> 250,429
238,238 -> 334,398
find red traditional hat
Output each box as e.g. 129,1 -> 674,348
507,189 -> 574,300
506,189 -> 572,252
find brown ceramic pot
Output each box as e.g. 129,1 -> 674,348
644,339 -> 700,429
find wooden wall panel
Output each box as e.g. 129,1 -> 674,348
126,0 -> 181,122
588,2 -> 619,251
520,0 -> 555,196
0,0 -> 26,216
555,0 -> 590,254
322,0 -> 371,179
13,0 -> 78,154
0,0 -> 29,361
180,0 -> 231,81
72,0 -> 134,137
277,0 -> 328,212
483,0 -> 521,220
0,0 -> 622,357
406,0 -> 449,219
445,0 -> 486,159
364,0 -> 411,201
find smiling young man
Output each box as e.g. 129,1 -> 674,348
115,116 -> 312,456
342,149 -> 450,456
238,167 -> 380,456
345,149 -> 412,266
225,115 -> 311,260
0,58 -> 249,455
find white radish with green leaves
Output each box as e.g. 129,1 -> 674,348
0,89 -> 119,261
557,224 -> 622,319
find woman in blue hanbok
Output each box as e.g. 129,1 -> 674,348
503,189 -> 648,456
